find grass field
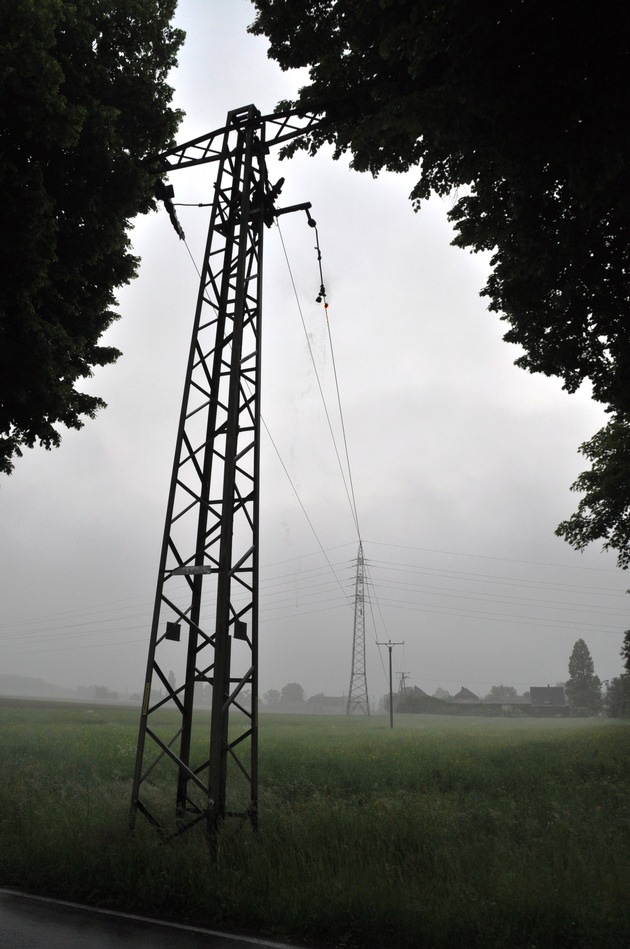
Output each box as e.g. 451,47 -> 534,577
0,700 -> 628,948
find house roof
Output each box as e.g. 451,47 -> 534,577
306,694 -> 345,706
451,687 -> 480,703
529,686 -> 566,706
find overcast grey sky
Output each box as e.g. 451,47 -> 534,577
0,0 -> 627,702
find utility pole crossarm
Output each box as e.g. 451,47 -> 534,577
153,106 -> 325,172
259,107 -> 326,148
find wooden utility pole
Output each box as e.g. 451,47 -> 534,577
377,640 -> 404,729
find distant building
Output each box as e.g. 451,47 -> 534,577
451,687 -> 480,703
398,687 -> 450,713
529,686 -> 566,707
525,685 -> 569,716
306,693 -> 346,714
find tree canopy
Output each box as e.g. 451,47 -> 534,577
0,0 -> 184,474
604,674 -> 630,719
281,682 -> 305,704
250,1 -> 630,562
556,418 -> 630,568
604,631 -> 630,719
566,639 -> 601,711
250,0 -> 630,408
484,685 -> 518,702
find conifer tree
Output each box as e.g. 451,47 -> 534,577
566,639 -> 602,712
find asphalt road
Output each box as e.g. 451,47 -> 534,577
0,889 -> 306,949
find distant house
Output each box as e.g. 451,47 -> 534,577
451,687 -> 480,703
398,687 -> 449,713
526,685 -> 569,716
529,686 -> 566,706
306,693 -> 346,714
409,686 -> 431,699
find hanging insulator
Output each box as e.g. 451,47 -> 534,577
268,177 -> 285,202
254,177 -> 286,228
155,178 -> 185,240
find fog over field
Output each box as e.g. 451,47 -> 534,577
0,1 -> 626,703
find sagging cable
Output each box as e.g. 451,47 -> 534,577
274,201 -> 329,307
305,208 -> 328,309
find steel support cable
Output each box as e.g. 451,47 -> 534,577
4,588 -> 618,661
364,557 -> 625,597
175,204 -> 352,606
182,235 -> 202,279
363,539 -> 620,576
274,219 -> 361,540
363,560 -> 390,685
402,642 -> 409,682
260,414 -> 354,611
364,558 -> 390,643
308,221 -> 386,687
324,307 -> 361,539
353,576 -> 629,617
265,540 -> 358,568
279,216 -> 396,696
1,636 -> 150,658
309,216 -> 362,541
167,207 -> 354,614
173,208 -> 354,557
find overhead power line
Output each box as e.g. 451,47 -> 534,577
275,219 -> 361,540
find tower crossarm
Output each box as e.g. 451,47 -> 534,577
151,105 -> 325,172
259,107 -> 325,148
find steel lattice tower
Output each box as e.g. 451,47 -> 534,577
346,541 -> 370,715
129,105 -> 321,843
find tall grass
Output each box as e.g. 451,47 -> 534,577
0,702 -> 628,948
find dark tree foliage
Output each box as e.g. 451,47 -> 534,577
264,688 -> 281,708
606,631 -> 630,714
0,0 -> 184,474
251,2 -> 630,563
281,682 -> 305,704
604,675 -> 630,719
250,0 -> 630,409
566,638 -> 601,712
484,685 -> 518,702
556,418 -> 630,568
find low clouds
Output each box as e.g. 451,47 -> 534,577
0,1 -> 625,703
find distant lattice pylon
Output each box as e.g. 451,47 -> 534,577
346,541 -> 370,715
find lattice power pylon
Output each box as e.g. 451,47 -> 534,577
346,541 -> 370,715
398,672 -> 410,698
129,105 -> 321,844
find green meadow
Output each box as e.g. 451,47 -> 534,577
0,700 -> 628,948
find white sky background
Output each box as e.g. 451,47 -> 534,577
0,0 -> 627,702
